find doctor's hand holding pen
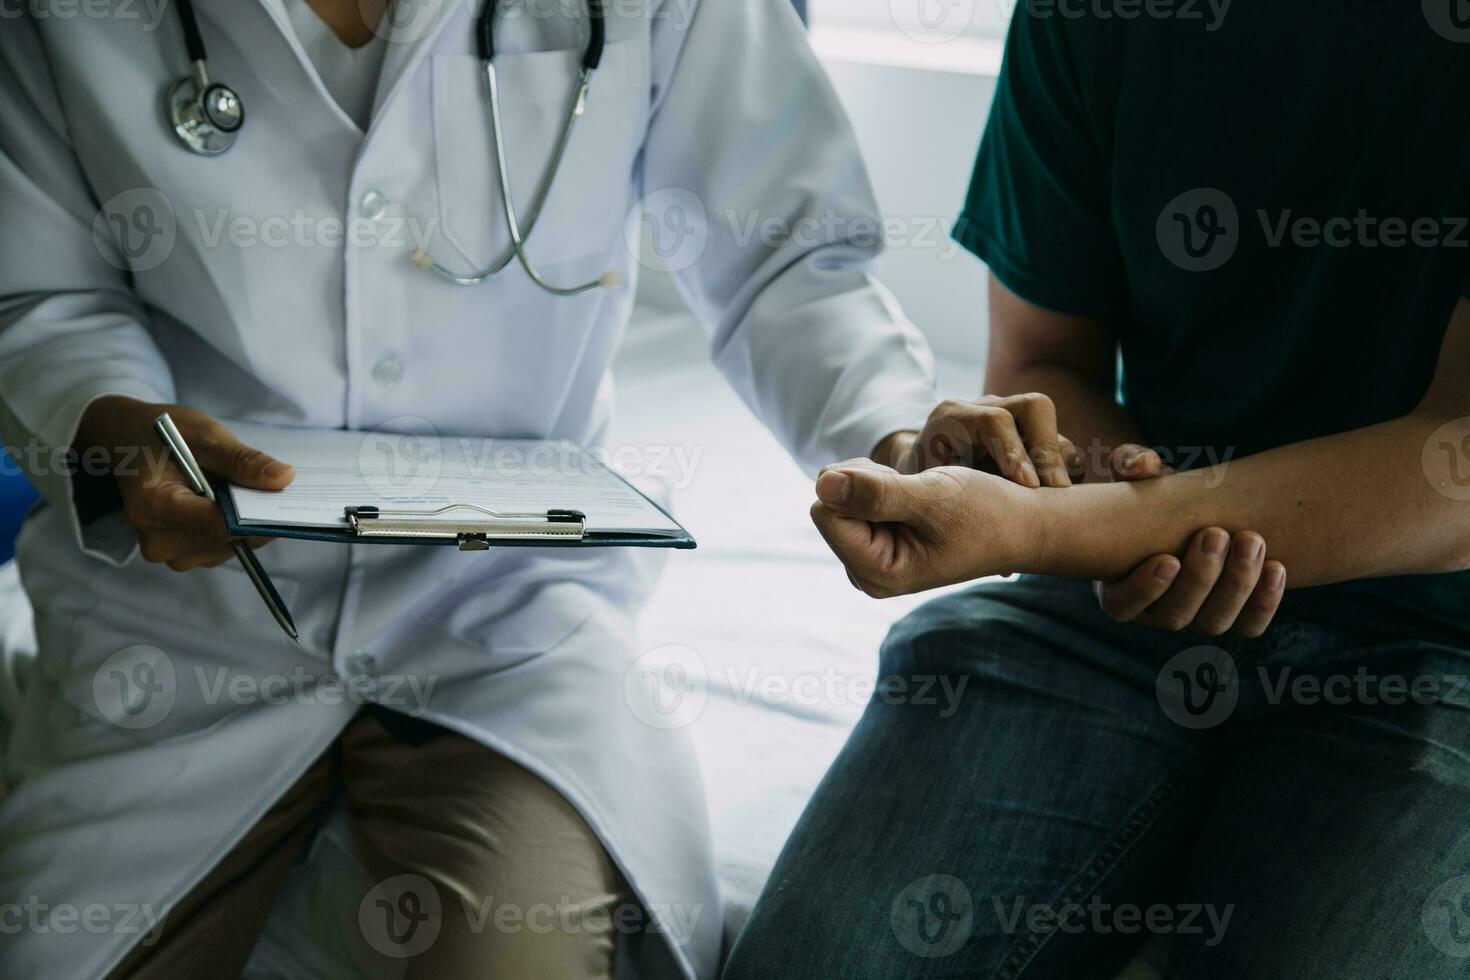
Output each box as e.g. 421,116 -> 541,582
854,392 -> 1284,637
73,396 -> 295,572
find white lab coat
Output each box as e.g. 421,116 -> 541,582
0,1 -> 937,977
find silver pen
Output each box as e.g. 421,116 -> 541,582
153,413 -> 299,641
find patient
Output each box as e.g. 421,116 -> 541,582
724,6 -> 1470,980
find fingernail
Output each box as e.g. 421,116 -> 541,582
816,471 -> 851,504
1265,565 -> 1285,590
1235,536 -> 1263,563
1154,557 -> 1180,583
1021,461 -> 1040,487
1203,529 -> 1229,557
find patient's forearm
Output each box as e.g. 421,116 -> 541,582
1020,411 -> 1470,587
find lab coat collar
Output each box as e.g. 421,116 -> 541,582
193,0 -> 463,137
367,0 -> 466,131
185,0 -> 362,135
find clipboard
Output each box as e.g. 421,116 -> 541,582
212,423 -> 698,552
219,482 -> 696,552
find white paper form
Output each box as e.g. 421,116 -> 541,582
224,422 -> 683,536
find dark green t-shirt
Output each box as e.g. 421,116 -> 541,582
956,3 -> 1470,633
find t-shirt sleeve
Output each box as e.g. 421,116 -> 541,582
953,10 -> 1125,318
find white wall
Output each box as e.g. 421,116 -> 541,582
820,56 -> 997,365
635,48 -> 1000,371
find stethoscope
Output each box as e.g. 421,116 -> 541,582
166,0 -> 620,296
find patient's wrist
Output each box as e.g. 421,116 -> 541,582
870,430 -> 916,471
1022,481 -> 1179,580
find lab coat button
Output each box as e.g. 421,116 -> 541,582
359,190 -> 388,221
371,355 -> 404,387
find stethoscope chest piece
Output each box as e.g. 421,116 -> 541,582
168,70 -> 243,156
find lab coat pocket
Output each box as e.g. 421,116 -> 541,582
429,37 -> 650,274
53,561 -> 305,744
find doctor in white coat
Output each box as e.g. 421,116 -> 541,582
0,0 -> 939,976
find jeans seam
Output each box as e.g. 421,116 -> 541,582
987,757 -> 1197,980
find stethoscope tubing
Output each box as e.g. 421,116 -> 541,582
166,0 -> 616,294
416,0 -> 617,293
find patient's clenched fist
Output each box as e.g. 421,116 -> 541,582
810,460 -> 1034,597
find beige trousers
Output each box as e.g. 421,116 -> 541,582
106,709 -> 626,980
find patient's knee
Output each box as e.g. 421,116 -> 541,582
879,586 -> 1040,683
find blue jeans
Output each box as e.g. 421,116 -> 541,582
722,576 -> 1470,979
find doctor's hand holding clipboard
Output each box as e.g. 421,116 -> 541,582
73,396 -> 294,572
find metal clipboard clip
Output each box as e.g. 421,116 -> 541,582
345,505 -> 587,551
